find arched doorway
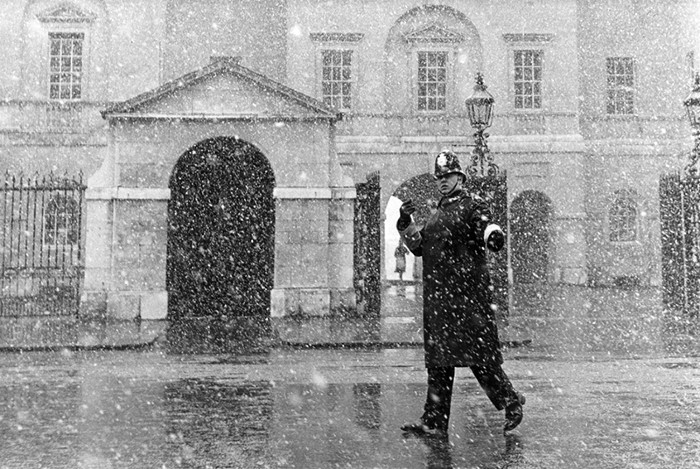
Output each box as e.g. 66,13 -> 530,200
167,137 -> 275,324
511,190 -> 552,283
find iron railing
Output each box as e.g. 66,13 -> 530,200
0,172 -> 86,316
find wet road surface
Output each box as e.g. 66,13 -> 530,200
1,343 -> 698,468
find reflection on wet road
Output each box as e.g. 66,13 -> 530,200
1,346 -> 698,468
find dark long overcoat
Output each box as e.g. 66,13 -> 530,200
399,189 -> 503,368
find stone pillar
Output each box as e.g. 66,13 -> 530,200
271,187 -> 356,317
328,187 -> 357,314
80,188 -> 170,320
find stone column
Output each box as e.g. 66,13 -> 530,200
80,188 -> 170,320
328,187 -> 357,314
271,187 -> 356,317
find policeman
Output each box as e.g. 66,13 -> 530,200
398,149 -> 525,436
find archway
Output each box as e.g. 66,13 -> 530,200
511,190 -> 552,283
167,137 -> 275,323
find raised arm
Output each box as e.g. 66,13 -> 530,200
396,199 -> 423,256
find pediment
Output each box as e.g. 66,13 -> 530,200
37,3 -> 96,23
404,24 -> 464,44
102,57 -> 340,121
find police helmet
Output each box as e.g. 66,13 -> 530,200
434,150 -> 467,180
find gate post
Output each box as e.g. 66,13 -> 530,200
659,172 -> 683,316
270,186 -> 356,318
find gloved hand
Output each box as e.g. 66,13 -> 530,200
486,229 -> 505,252
398,199 -> 416,226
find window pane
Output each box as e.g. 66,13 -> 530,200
322,51 -> 334,66
436,53 -> 446,67
514,51 -> 523,66
437,68 -> 445,81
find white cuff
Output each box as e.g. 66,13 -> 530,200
484,224 -> 503,245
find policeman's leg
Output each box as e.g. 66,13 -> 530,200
470,363 -> 518,410
471,364 -> 525,433
422,366 -> 455,430
402,366 -> 454,434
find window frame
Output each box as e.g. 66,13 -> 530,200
512,49 -> 544,111
605,56 -> 636,116
319,48 -> 355,111
414,49 -> 450,113
48,31 -> 85,102
608,191 -> 638,243
38,4 -> 94,104
311,32 -> 363,113
503,34 -> 554,114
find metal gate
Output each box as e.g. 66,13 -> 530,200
0,172 -> 85,316
354,171 -> 381,317
660,172 -> 700,321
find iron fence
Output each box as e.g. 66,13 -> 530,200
0,172 -> 86,316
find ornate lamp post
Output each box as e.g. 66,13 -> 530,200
465,72 -> 499,178
684,73 -> 700,177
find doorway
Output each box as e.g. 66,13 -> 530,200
167,137 -> 275,322
511,190 -> 552,284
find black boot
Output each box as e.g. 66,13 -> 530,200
503,393 -> 526,434
401,419 -> 446,436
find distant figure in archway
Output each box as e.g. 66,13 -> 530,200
394,242 -> 408,282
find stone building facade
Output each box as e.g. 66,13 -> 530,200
0,0 -> 698,325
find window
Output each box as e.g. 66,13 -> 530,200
45,195 -> 80,245
606,57 -> 635,115
609,192 -> 637,242
514,50 -> 542,109
321,49 -> 353,110
417,51 -> 447,112
311,32 -> 363,112
48,32 -> 84,101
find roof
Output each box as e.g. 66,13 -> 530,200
101,57 -> 342,121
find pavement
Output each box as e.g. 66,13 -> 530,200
0,334 -> 698,468
0,285 -> 699,468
